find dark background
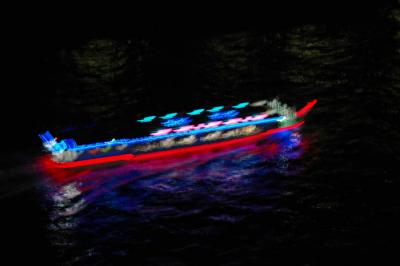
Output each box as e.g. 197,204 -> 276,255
2,2 -> 400,265
4,1 -> 396,150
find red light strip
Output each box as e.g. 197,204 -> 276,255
296,99 -> 317,117
54,154 -> 135,168
53,121 -> 304,169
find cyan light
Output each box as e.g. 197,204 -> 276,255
187,109 -> 205,115
233,102 -> 249,109
137,116 -> 156,123
207,106 -> 224,112
160,113 -> 178,120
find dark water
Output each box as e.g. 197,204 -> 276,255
2,5 -> 400,266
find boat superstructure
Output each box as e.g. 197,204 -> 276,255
39,99 -> 317,168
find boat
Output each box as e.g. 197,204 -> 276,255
39,99 -> 317,168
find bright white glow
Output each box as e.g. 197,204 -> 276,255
250,100 -> 267,107
277,116 -> 287,122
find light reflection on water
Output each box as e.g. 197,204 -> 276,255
37,130 -> 306,242
35,131 -> 307,264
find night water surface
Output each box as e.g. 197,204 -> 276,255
2,5 -> 400,266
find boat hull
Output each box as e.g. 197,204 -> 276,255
40,99 -> 317,169
48,121 -> 304,169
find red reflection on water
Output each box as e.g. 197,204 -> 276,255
37,121 -> 305,186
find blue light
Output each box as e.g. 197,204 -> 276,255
208,110 -> 239,120
160,113 -> 178,119
52,141 -> 68,153
137,116 -> 156,123
161,117 -> 192,127
64,139 -> 78,149
233,102 -> 249,109
39,131 -> 78,153
208,106 -> 224,112
187,109 -> 205,115
39,131 -> 55,143
70,116 -> 284,152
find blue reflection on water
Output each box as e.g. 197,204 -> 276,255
40,130 -> 305,218
37,129 -> 308,263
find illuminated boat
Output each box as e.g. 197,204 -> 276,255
39,99 -> 317,168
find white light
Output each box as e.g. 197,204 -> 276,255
277,116 -> 287,122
